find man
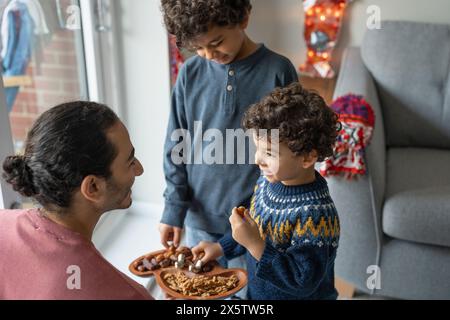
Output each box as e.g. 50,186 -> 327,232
0,101 -> 152,300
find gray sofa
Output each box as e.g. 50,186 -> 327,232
328,21 -> 450,299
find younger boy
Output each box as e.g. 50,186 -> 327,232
193,82 -> 341,299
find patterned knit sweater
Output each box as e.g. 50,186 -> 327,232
219,171 -> 340,300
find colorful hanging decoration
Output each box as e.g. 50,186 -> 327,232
169,35 -> 184,86
319,94 -> 375,179
300,0 -> 352,78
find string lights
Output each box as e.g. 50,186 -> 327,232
300,0 -> 352,78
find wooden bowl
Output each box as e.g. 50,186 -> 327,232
154,266 -> 248,300
129,249 -> 247,300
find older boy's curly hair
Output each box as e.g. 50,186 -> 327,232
161,0 -> 252,48
243,82 -> 340,162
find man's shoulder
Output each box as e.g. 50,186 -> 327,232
0,209 -> 28,226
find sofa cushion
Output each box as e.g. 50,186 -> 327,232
383,148 -> 450,247
361,21 -> 450,149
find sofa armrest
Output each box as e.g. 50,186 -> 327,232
334,47 -> 386,219
328,47 -> 386,290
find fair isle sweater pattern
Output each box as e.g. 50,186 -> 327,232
250,173 -> 340,249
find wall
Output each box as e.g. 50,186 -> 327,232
247,0 -> 450,73
247,0 -> 305,71
116,0 -> 171,205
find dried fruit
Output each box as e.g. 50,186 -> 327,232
155,254 -> 165,263
202,262 -> 214,273
160,258 -> 171,268
137,265 -> 145,272
142,258 -> 153,270
236,206 -> 246,217
135,247 -> 216,274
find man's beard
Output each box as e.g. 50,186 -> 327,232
105,177 -> 133,211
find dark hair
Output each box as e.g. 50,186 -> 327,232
2,101 -> 119,211
161,0 -> 252,48
242,82 -> 339,162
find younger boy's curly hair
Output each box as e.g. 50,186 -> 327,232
243,82 -> 340,162
161,0 -> 252,48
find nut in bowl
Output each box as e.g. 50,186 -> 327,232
156,267 -> 248,300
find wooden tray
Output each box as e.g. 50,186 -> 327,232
129,249 -> 247,300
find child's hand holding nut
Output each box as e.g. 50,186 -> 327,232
236,206 -> 247,218
191,241 -> 224,266
230,207 -> 265,261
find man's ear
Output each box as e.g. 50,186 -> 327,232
302,150 -> 319,169
80,175 -> 106,204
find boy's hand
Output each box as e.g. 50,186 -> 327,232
230,207 -> 265,261
159,223 -> 183,248
191,241 -> 224,265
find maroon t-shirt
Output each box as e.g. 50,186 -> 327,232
0,209 -> 153,300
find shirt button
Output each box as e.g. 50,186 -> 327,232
227,85 -> 233,91
228,70 -> 235,76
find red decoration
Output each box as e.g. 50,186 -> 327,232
300,0 -> 351,78
169,35 -> 184,86
319,94 -> 375,179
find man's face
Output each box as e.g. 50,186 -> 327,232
253,134 -> 307,185
190,23 -> 248,65
104,121 -> 144,211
